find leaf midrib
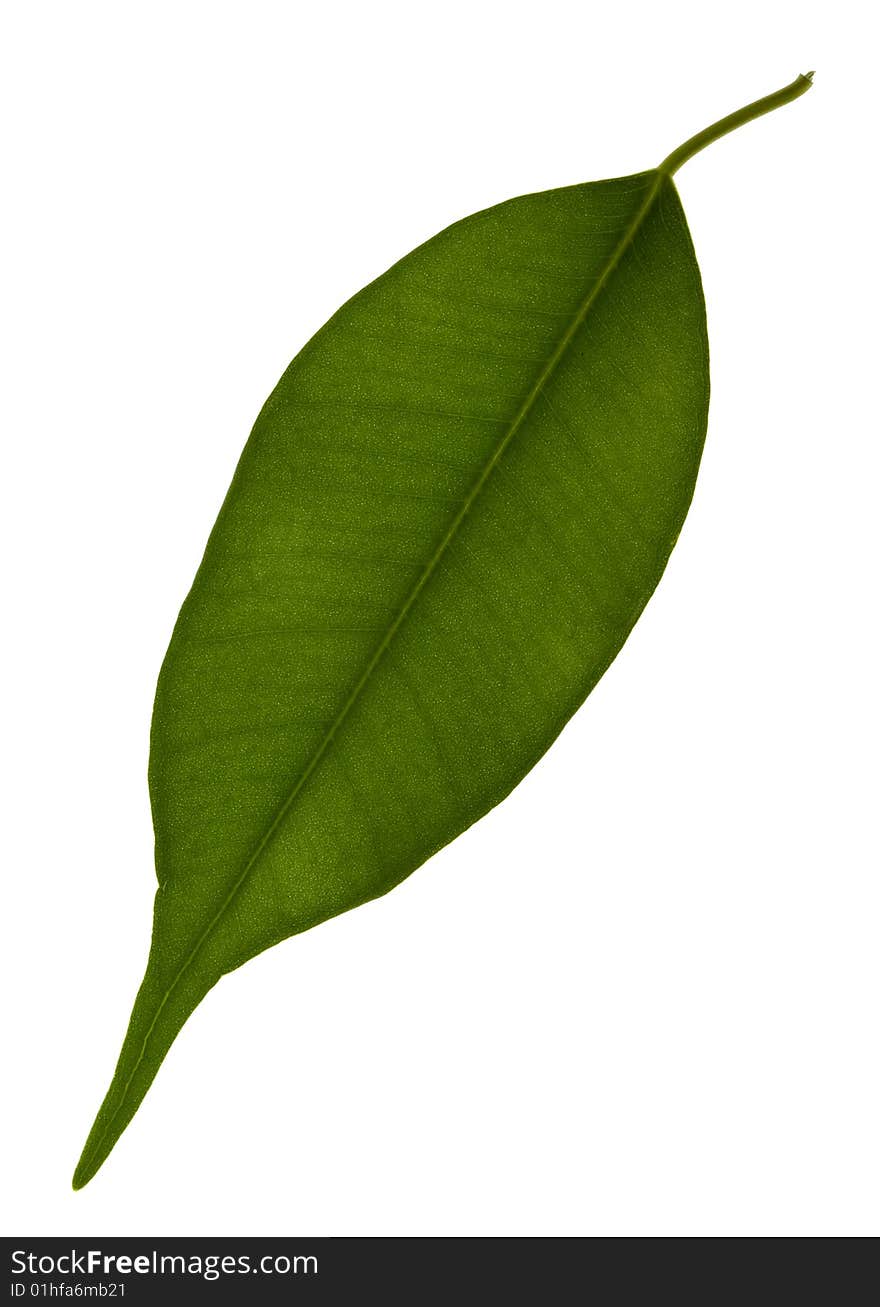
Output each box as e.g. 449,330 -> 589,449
93,169 -> 666,1150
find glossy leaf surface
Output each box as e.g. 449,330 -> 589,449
75,74 -> 812,1187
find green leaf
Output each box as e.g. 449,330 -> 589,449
74,73 -> 813,1188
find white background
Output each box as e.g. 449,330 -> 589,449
2,0 -> 877,1238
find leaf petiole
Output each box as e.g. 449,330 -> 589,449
658,72 -> 814,176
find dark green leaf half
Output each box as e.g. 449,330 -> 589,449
74,74 -> 812,1188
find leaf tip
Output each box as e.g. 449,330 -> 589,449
72,1142 -> 101,1191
